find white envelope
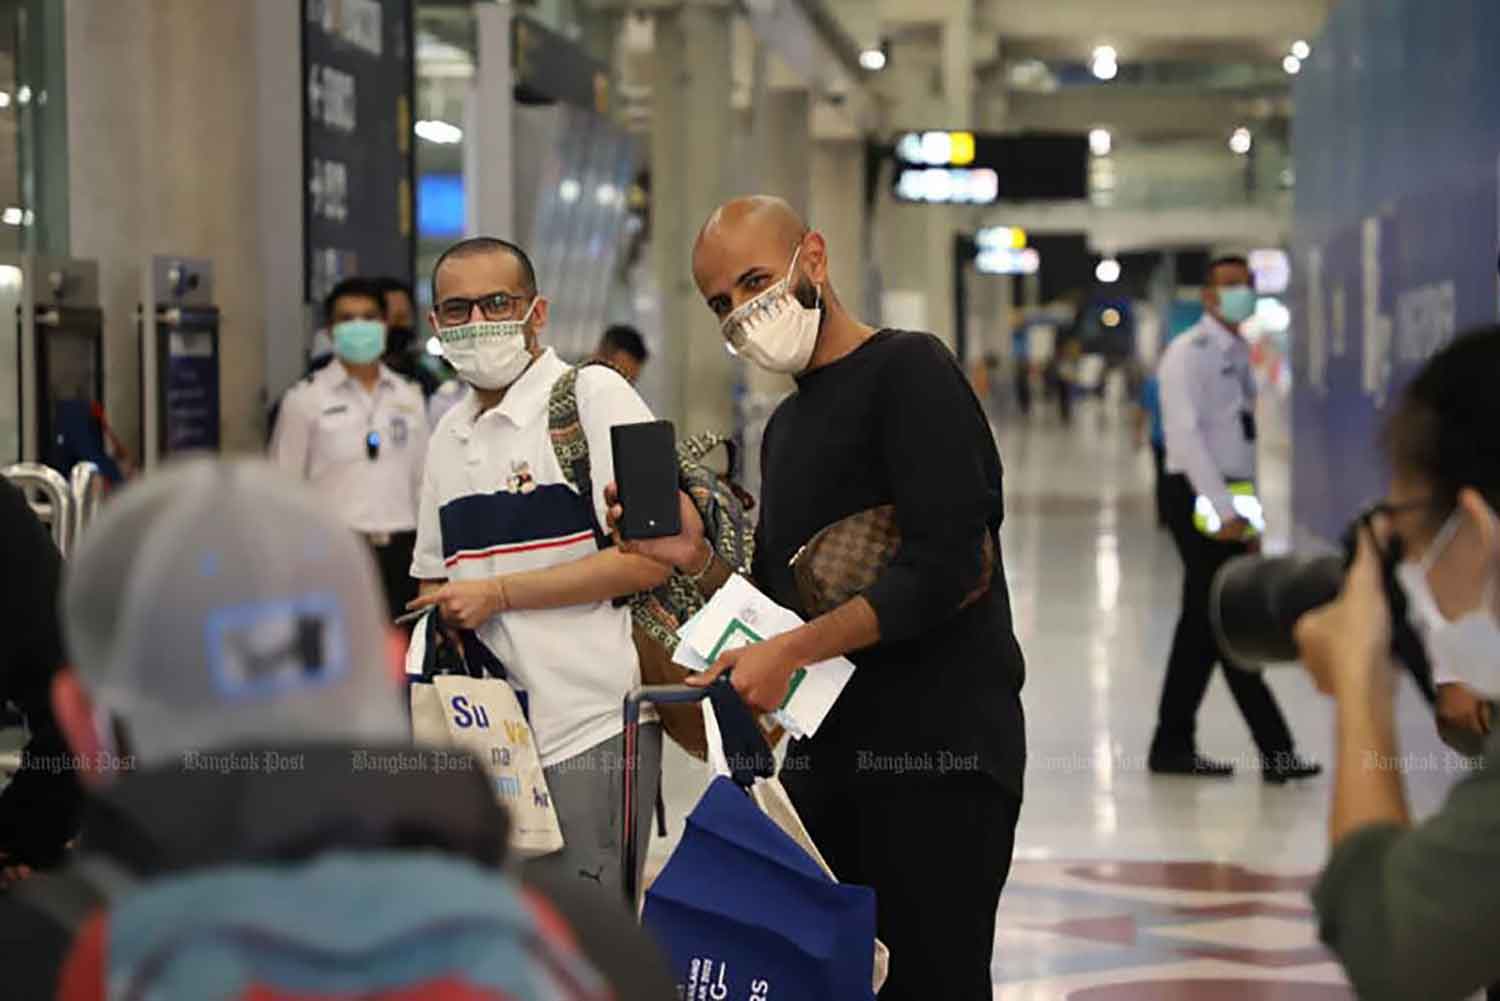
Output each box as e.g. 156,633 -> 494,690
677,573 -> 856,740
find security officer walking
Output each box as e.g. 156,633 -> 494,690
271,277 -> 430,620
1149,255 -> 1320,782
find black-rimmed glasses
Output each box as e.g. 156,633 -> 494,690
435,291 -> 532,327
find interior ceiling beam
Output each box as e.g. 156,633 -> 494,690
1002,89 -> 1291,138
977,0 -> 1334,46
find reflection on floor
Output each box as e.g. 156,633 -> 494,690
655,398 -> 1460,998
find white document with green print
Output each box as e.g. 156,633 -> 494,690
675,572 -> 856,740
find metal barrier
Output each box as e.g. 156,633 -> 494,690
69,461 -> 104,548
3,462 -> 75,556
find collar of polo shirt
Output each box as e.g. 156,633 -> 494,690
450,347 -> 564,437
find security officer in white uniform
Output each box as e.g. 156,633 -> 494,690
271,277 -> 430,620
1149,255 -> 1319,783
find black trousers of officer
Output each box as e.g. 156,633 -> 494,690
1151,473 -> 1295,760
369,531 -> 418,624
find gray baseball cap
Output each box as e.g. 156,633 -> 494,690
63,458 -> 407,767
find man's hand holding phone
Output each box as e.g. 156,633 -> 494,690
605,482 -> 707,572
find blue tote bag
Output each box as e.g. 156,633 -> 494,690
642,776 -> 877,1000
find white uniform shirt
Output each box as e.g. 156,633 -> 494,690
1159,314 -> 1257,520
411,348 -> 654,767
271,361 -> 430,534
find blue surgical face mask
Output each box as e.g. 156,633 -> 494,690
332,319 -> 387,365
1216,285 -> 1257,326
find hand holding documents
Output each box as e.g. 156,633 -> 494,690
670,573 -> 856,740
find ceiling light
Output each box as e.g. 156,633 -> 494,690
559,178 -> 581,203
16,85 -> 31,106
1101,308 -> 1121,328
1229,127 -> 1253,155
2,207 -> 23,226
1095,258 -> 1121,284
1088,128 -> 1112,157
0,93 -> 10,109
1291,40 -> 1311,60
595,183 -> 619,206
1091,57 -> 1118,81
414,119 -> 463,144
859,48 -> 886,71
1283,55 -> 1302,75
1092,45 -> 1117,63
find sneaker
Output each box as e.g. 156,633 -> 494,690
1148,751 -> 1235,777
1263,753 -> 1322,785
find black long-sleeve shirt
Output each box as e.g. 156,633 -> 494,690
0,477 -> 83,867
751,329 -> 1026,798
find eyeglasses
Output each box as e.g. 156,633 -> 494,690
435,291 -> 533,327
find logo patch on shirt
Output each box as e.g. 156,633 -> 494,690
505,461 -> 537,495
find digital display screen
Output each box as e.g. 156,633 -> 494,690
418,174 -> 465,238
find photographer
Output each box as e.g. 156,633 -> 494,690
1298,326 -> 1500,1001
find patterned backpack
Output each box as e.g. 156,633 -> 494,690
547,363 -> 756,758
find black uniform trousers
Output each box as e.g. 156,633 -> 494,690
1151,473 -> 1295,761
783,762 -> 1020,1001
368,531 -> 418,624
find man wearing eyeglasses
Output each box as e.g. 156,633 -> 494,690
406,237 -> 670,896
271,276 -> 430,621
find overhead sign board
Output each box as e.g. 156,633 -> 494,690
302,0 -> 415,304
890,131 -> 1088,205
976,247 -> 1040,276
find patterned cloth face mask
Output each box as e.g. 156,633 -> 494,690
720,247 -> 822,375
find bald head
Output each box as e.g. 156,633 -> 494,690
693,195 -> 828,323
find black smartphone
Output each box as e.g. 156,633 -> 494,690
611,420 -> 682,539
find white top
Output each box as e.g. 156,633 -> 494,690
428,379 -> 468,429
411,349 -> 655,766
270,361 -> 430,534
1159,314 -> 1257,520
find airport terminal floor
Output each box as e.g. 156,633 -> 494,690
649,400 -> 1459,1000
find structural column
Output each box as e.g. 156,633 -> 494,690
651,1 -> 734,434
809,139 -> 867,319
67,0 -> 276,453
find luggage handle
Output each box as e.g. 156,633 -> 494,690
623,684 -> 713,910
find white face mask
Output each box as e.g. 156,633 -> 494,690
720,247 -> 822,375
437,300 -> 537,390
1396,510 -> 1500,694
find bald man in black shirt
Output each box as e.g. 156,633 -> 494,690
0,477 -> 83,884
610,196 -> 1026,1000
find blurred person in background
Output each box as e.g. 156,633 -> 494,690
1299,326 -> 1500,1001
0,460 -> 674,1001
0,479 -> 83,888
594,324 -> 650,385
375,276 -> 443,400
1149,255 -> 1319,781
1134,370 -> 1168,527
408,236 -> 670,898
611,195 -> 1026,1001
271,277 -> 430,621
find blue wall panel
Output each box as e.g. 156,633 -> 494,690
1291,0 -> 1500,542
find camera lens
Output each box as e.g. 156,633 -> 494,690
1210,553 -> 1346,668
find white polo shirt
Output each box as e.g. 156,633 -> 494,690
271,361 -> 429,535
411,348 -> 655,766
1159,314 -> 1258,520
